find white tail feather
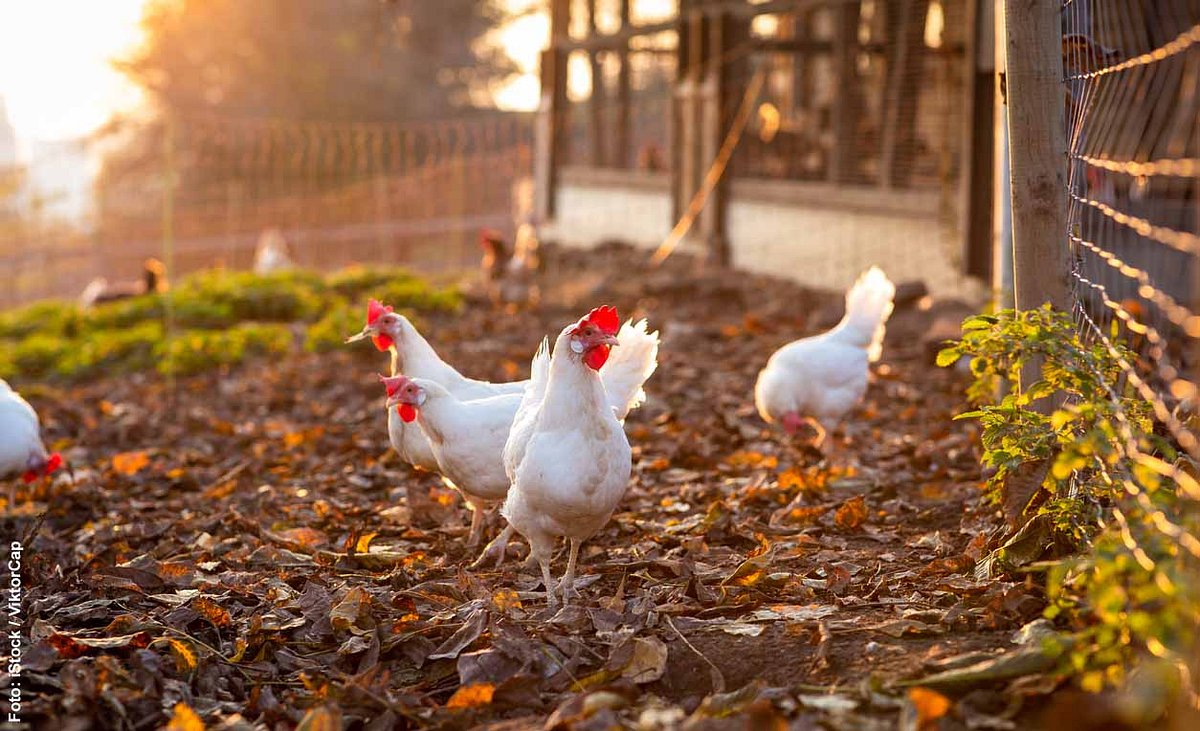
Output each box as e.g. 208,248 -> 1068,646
840,266 -> 895,362
599,319 -> 660,421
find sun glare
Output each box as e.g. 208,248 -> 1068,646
0,0 -> 147,145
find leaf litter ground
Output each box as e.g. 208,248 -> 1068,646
10,245 -> 1054,729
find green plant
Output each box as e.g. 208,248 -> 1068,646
157,323 -> 291,376
325,265 -> 422,299
940,305 -> 1198,694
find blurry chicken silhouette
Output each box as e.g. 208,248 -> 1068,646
79,258 -> 168,309
253,228 -> 296,274
479,225 -> 542,308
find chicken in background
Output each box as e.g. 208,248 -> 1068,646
755,266 -> 895,451
501,306 -> 654,608
380,373 -> 525,561
0,379 -> 64,510
479,226 -> 542,308
253,228 -> 296,275
79,258 -> 167,309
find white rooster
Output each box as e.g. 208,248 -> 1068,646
0,379 -> 63,508
379,373 -> 522,557
502,306 -> 653,608
755,266 -> 895,447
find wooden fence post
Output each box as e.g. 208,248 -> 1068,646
1004,0 -> 1069,314
534,0 -> 570,224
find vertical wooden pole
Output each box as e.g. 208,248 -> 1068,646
587,0 -> 606,167
698,9 -> 730,265
829,2 -> 862,183
961,0 -> 996,280
534,0 -> 571,223
993,0 -> 1013,309
878,0 -> 929,188
1004,0 -> 1069,313
162,113 -> 177,391
615,0 -> 632,169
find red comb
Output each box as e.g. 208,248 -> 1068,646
379,374 -> 406,397
367,299 -> 393,326
45,453 -> 63,474
583,305 -> 619,335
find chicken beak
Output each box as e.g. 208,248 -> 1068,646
344,326 -> 375,344
385,396 -> 401,410
601,334 -> 619,347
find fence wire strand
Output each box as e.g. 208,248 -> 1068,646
1063,0 -> 1200,686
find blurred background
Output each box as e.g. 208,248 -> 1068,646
0,0 -> 991,310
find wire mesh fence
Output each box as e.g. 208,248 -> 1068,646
0,110 -> 535,309
1061,0 -> 1200,689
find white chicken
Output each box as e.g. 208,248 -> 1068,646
347,299 -> 658,474
0,379 -> 63,508
502,306 -> 650,608
379,372 -> 523,555
755,266 -> 895,447
253,228 -> 296,275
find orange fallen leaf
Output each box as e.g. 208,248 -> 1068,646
192,597 -> 232,627
278,527 -> 328,548
165,702 -> 204,731
296,704 -> 342,731
354,532 -> 378,554
491,588 -> 523,612
725,450 -> 778,470
112,451 -> 150,476
834,495 -> 868,530
907,687 -> 952,729
446,683 -> 495,709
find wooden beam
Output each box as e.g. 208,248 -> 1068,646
588,0 -> 606,167
1004,0 -> 1069,314
828,2 -> 862,184
615,0 -> 632,169
533,0 -> 571,222
961,0 -> 995,280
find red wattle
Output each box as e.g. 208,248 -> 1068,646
398,403 -> 418,423
21,470 -> 36,484
584,345 -> 611,370
45,453 -> 63,474
372,334 -> 394,352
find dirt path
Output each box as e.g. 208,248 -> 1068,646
13,248 -> 1045,728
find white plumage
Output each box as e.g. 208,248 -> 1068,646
0,379 -> 61,505
755,266 -> 895,443
351,301 -> 658,475
381,374 -> 521,554
253,228 -> 295,275
501,308 -> 655,607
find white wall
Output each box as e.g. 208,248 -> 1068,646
542,168 -> 674,250
547,170 -> 985,301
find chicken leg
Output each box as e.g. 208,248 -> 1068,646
556,539 -> 582,605
469,524 -> 514,569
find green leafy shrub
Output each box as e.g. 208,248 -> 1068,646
0,265 -> 460,381
174,269 -> 327,323
304,301 -> 362,353
157,323 -> 291,376
85,295 -> 165,331
62,321 -> 164,377
372,278 -> 462,314
325,265 -> 422,299
0,300 -> 84,340
940,305 -> 1198,695
7,334 -> 74,379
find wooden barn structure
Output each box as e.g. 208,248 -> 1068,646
531,0 -> 996,297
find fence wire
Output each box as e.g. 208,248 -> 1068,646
1062,0 -> 1200,689
0,111 -> 535,308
